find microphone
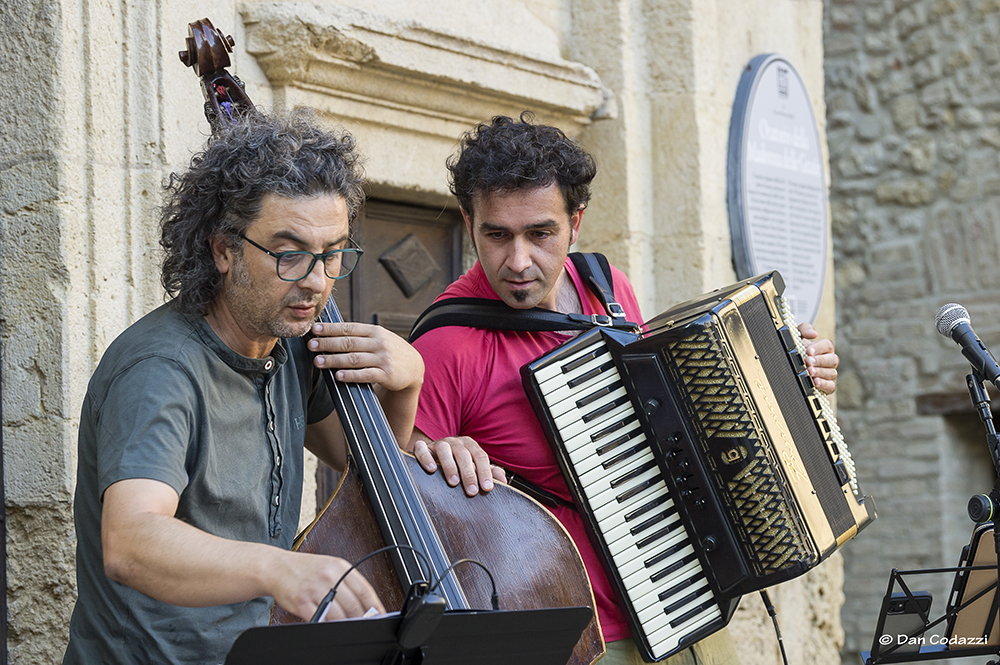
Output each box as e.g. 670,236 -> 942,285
935,303 -> 1000,389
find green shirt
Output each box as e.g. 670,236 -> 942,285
64,302 -> 334,664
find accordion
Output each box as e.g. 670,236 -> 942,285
521,271 -> 876,661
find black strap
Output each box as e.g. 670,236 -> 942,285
568,252 -> 621,318
506,472 -> 576,511
407,252 -> 639,343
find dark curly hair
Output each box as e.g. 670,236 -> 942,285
447,112 -> 597,219
159,110 -> 365,314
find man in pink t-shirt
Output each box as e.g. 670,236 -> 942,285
405,114 -> 840,665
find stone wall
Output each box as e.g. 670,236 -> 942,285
824,0 -> 1000,661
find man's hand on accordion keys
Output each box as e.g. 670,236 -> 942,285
409,432 -> 507,497
798,322 -> 839,395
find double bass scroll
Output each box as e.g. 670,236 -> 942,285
178,18 -> 256,129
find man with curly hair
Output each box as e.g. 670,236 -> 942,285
63,112 -> 423,664
389,113 -> 838,664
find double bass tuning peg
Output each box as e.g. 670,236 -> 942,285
178,18 -> 235,77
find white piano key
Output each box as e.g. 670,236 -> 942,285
582,464 -> 663,512
552,399 -> 636,445
568,430 -> 648,478
591,484 -> 668,527
536,352 -> 613,396
577,446 -> 656,488
647,605 -> 721,660
616,540 -> 696,592
553,384 -> 630,427
616,540 -> 699,592
540,369 -> 617,406
644,582 -> 716,625
562,423 -> 640,462
544,376 -> 623,420
552,385 -> 630,430
532,340 -> 609,385
601,504 -> 681,553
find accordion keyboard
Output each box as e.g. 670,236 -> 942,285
531,334 -> 722,660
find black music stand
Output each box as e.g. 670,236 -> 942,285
225,606 -> 593,665
861,566 -> 999,664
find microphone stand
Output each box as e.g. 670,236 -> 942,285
964,368 -> 1000,665
965,369 -> 1000,523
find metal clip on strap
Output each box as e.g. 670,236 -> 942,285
607,302 -> 626,319
567,313 -> 612,327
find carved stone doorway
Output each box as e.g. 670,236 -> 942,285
317,199 -> 465,508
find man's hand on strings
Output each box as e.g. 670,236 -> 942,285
271,552 -> 385,623
309,322 -> 424,394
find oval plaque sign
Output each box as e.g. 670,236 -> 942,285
728,53 -> 828,324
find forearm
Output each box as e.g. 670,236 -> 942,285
103,509 -> 284,607
304,383 -> 418,470
376,384 -> 420,449
103,504 -> 382,621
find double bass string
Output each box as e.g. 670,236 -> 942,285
319,295 -> 469,608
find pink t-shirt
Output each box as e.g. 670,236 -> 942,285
413,257 -> 644,643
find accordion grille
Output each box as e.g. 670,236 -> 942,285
665,326 -> 813,576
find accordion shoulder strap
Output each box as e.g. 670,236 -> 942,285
407,252 -> 638,343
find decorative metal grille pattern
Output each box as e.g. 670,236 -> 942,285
666,325 -> 812,575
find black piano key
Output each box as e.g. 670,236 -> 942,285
575,384 -> 616,409
623,495 -> 669,522
615,474 -> 663,503
561,347 -> 608,374
596,427 -> 642,455
664,589 -> 704,615
644,540 -> 687,568
609,459 -> 657,489
590,414 -> 637,442
636,522 -> 680,550
629,506 -> 678,536
658,574 -> 701,603
567,360 -> 615,389
601,442 -> 649,470
668,597 -> 717,629
582,395 -> 631,423
649,552 -> 697,583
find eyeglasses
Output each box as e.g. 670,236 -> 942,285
238,233 -> 363,282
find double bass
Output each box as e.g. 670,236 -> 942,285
178,19 -> 603,665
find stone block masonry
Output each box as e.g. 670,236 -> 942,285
824,0 -> 1000,662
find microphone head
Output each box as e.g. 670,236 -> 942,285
936,303 -> 971,337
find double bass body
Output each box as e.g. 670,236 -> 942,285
275,456 -> 603,665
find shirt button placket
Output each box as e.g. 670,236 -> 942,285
263,371 -> 283,538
